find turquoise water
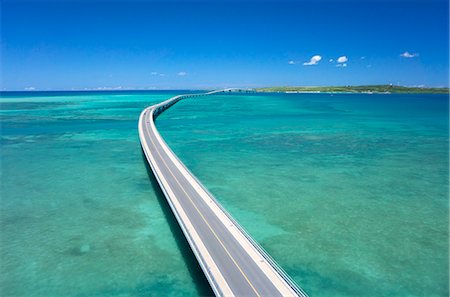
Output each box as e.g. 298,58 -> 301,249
1,91 -> 448,296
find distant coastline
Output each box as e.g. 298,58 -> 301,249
256,85 -> 449,94
2,85 -> 449,95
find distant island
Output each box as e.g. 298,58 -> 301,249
256,85 -> 449,94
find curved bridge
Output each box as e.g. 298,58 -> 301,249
138,89 -> 308,297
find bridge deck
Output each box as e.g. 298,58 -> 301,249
138,89 -> 307,297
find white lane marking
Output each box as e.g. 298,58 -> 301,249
149,93 -> 299,296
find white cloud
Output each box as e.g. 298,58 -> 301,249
288,60 -> 296,65
360,56 -> 366,60
336,63 -> 347,67
24,87 -> 35,90
303,55 -> 322,66
400,51 -> 419,58
94,86 -> 123,90
151,72 -> 166,77
329,59 -> 334,63
337,56 -> 348,63
177,71 -> 187,76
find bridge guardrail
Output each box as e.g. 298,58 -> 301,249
149,89 -> 308,297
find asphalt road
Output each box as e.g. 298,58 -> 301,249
139,91 -> 307,297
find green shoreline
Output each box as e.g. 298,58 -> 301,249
256,85 -> 449,94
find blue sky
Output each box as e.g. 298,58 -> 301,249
1,0 -> 449,90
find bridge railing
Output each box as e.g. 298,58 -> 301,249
152,89 -> 242,118
170,153 -> 309,297
149,89 -> 308,297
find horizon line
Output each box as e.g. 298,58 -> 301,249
2,84 -> 449,92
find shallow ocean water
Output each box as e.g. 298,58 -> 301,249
1,91 -> 448,296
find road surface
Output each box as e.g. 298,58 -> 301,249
138,89 -> 307,297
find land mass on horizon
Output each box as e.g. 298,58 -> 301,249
256,85 -> 449,94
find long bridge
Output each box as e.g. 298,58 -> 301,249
138,89 -> 308,297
